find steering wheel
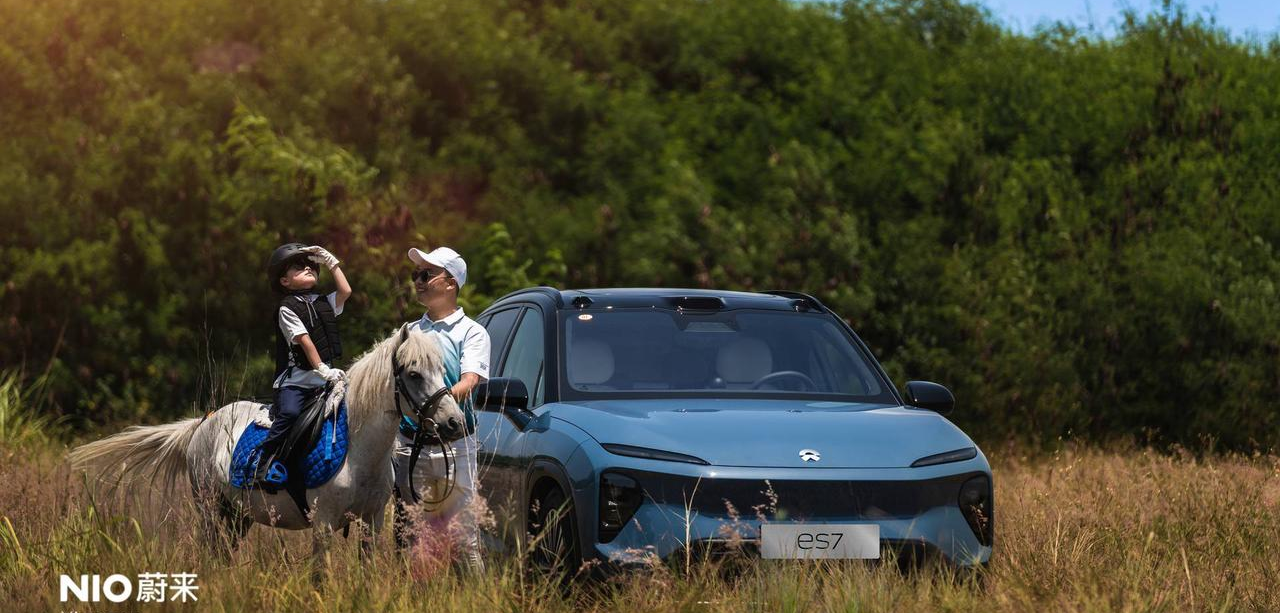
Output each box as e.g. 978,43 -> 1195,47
750,370 -> 818,391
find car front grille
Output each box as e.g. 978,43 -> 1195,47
625,469 -> 981,521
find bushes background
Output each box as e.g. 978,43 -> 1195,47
1,0 -> 1276,448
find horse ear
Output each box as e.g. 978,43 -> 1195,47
391,323 -> 410,372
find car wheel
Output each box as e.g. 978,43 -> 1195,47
529,486 -> 581,579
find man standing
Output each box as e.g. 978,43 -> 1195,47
392,246 -> 490,572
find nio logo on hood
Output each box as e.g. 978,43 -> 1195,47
799,449 -> 821,463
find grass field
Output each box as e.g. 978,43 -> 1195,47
2,433 -> 1277,613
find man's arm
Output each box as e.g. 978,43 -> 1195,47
451,372 -> 481,403
453,325 -> 492,402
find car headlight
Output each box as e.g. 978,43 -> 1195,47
958,474 -> 994,546
911,446 -> 977,467
601,443 -> 709,465
599,472 -> 643,543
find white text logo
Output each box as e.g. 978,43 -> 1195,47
59,573 -> 198,603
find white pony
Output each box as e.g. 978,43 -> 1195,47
70,324 -> 466,566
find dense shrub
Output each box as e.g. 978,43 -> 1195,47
1,0 -> 1276,447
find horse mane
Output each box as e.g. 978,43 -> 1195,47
344,325 -> 443,429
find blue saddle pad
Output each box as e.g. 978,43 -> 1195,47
228,401 -> 349,489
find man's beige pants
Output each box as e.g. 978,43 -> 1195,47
392,433 -> 484,572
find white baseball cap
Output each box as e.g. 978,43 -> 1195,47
408,246 -> 468,288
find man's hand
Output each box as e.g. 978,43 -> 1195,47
450,372 -> 482,403
301,245 -> 341,270
449,383 -> 468,403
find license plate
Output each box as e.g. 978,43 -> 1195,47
759,524 -> 880,559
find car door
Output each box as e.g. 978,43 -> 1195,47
475,305 -> 547,540
473,307 -> 523,533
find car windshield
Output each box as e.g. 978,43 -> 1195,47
561,308 -> 895,402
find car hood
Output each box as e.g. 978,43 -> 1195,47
549,398 -> 977,468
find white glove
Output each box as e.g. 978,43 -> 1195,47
301,245 -> 340,270
315,364 -> 345,383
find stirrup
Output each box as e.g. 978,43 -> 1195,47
263,461 -> 288,486
252,459 -> 288,491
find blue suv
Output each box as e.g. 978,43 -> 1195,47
472,288 -> 992,573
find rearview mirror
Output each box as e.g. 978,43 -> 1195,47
475,377 -> 533,429
905,381 -> 955,415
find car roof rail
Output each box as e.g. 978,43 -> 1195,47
760,290 -> 828,313
492,286 -> 564,307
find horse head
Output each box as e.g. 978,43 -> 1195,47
390,323 -> 467,443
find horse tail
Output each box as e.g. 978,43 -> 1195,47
69,417 -> 204,492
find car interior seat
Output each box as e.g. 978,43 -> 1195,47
715,337 -> 774,389
569,337 -> 615,390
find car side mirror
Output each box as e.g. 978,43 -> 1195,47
905,381 -> 955,415
475,377 -> 533,429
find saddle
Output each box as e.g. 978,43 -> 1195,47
229,383 -> 350,518
266,386 -> 334,460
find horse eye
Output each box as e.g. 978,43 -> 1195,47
408,371 -> 422,380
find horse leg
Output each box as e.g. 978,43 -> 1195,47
197,509 -> 228,559
191,481 -> 245,559
358,506 -> 387,562
218,496 -> 253,550
392,492 -> 413,553
310,521 -> 336,584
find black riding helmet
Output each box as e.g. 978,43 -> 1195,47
267,242 -> 313,294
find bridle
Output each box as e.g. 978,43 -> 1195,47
391,340 -> 455,507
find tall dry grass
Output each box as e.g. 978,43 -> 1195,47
0,371 -> 61,449
2,438 -> 1278,612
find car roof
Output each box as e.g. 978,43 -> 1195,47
487,286 -> 828,313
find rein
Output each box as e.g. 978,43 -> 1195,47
391,345 -> 456,507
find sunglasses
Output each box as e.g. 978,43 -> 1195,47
286,257 -> 315,272
411,268 -> 447,282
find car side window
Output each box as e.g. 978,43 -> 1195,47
483,308 -> 522,373
500,307 -> 546,407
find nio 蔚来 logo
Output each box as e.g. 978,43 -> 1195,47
799,449 -> 821,462
59,573 -> 199,603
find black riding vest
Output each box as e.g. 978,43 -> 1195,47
274,295 -> 343,379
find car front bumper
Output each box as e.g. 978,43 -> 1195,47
585,463 -> 993,568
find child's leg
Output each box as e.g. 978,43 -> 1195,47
259,386 -> 307,462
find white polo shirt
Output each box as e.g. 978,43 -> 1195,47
408,306 -> 490,388
394,307 -> 490,523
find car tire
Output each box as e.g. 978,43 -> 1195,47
528,486 -> 581,580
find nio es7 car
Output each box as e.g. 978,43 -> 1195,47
470,288 -> 993,572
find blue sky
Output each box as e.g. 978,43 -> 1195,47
981,0 -> 1280,38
